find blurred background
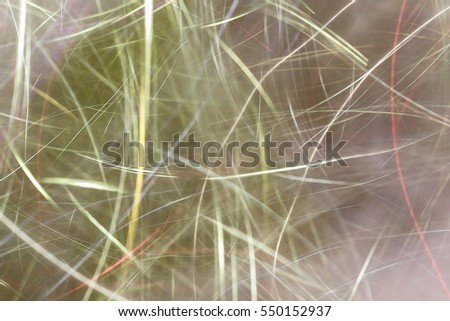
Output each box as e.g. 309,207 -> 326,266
1,0 -> 450,300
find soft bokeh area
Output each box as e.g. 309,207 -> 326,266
1,0 -> 450,300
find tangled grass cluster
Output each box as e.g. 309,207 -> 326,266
1,0 -> 450,300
